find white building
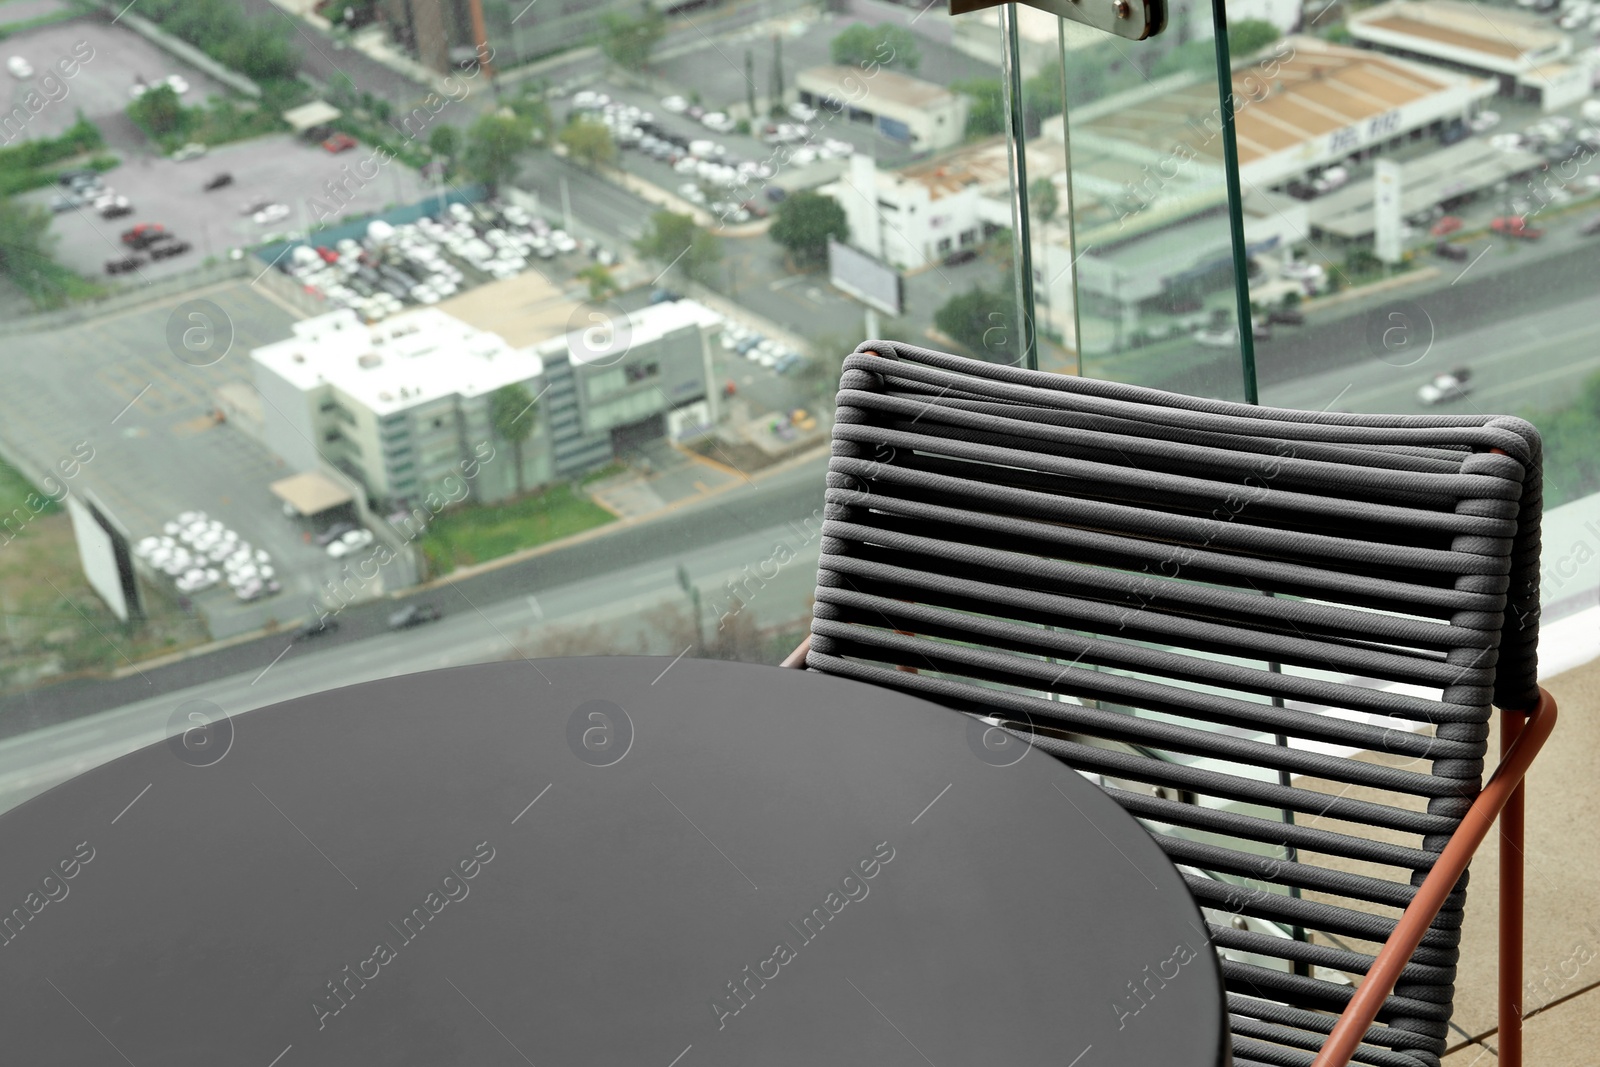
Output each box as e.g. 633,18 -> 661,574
252,302 -> 719,510
1351,0 -> 1593,111
795,66 -> 970,152
827,145 -> 1023,272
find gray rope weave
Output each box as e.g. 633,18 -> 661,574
804,339 -> 1544,1067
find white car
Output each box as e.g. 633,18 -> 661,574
1280,259 -> 1326,283
701,111 -> 735,133
677,182 -> 708,205
172,142 -> 208,161
1468,110 -> 1500,133
327,528 -> 375,558
1310,166 -> 1349,195
1193,326 -> 1238,349
1418,370 -> 1471,406
254,203 -> 291,225
661,94 -> 688,113
788,102 -> 818,122
166,74 -> 190,95
7,56 -> 33,79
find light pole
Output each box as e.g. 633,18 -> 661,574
676,563 -> 704,649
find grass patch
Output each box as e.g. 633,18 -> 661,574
0,468 -> 208,694
420,483 -> 615,574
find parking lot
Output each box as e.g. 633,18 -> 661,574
4,280 -> 379,637
1,18 -> 231,145
21,132 -> 436,283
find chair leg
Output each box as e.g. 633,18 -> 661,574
1500,708 -> 1528,1067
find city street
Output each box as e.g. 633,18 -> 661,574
0,509 -> 828,813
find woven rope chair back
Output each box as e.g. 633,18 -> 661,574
805,340 -> 1543,1067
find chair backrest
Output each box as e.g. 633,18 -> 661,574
805,340 -> 1543,1067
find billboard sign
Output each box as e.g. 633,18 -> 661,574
828,239 -> 903,317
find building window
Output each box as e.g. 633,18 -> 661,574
432,417 -> 445,429
624,360 -> 660,384
587,367 -> 627,401
937,237 -> 953,253
959,229 -> 977,246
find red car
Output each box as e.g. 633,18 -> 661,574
1491,215 -> 1544,239
1429,215 -> 1462,237
120,224 -> 166,249
322,133 -> 356,153
315,245 -> 338,263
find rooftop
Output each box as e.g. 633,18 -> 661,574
1076,38 -> 1477,171
536,298 -> 726,367
1352,0 -> 1565,61
796,65 -> 957,110
252,307 -> 544,416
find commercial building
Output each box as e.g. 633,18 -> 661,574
252,302 -> 719,512
795,66 -> 970,152
827,143 -> 1030,272
1350,0 -> 1594,111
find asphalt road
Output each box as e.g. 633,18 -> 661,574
0,457 -> 830,736
0,509 -> 826,813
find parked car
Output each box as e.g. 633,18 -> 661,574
1430,215 -> 1463,237
1265,306 -> 1305,326
105,255 -> 144,275
326,528 -> 375,558
322,133 -> 357,153
649,288 -> 680,304
943,248 -> 980,266
1491,215 -> 1544,239
253,203 -> 291,225
1193,325 -> 1237,348
1579,213 -> 1600,236
99,197 -> 133,219
1418,370 -> 1471,405
387,604 -> 442,630
121,224 -> 166,249
1310,165 -> 1350,195
171,142 -> 207,162
50,191 -> 84,213
149,238 -> 192,260
203,172 -> 233,191
294,617 -> 340,641
1433,241 -> 1470,262
7,56 -> 33,79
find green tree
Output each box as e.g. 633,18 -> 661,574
0,196 -> 53,285
829,23 -> 922,71
934,284 -> 1021,363
559,117 -> 616,169
463,112 -> 533,194
490,383 -> 537,497
577,263 -> 619,303
1029,177 -> 1059,222
769,190 -> 849,268
599,2 -> 666,70
1228,18 -> 1280,56
954,77 -> 1004,140
130,84 -> 185,138
428,124 -> 459,161
635,210 -> 722,284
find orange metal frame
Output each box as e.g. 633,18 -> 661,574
1311,688 -> 1556,1067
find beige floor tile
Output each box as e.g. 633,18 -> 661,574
1440,982 -> 1600,1064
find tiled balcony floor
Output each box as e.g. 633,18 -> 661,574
1439,656 -> 1600,1063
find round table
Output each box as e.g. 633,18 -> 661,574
0,657 -> 1229,1066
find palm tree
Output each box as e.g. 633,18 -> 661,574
490,383 -> 537,497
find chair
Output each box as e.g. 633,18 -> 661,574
783,339 -> 1556,1067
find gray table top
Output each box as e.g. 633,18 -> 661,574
0,656 -> 1228,1066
